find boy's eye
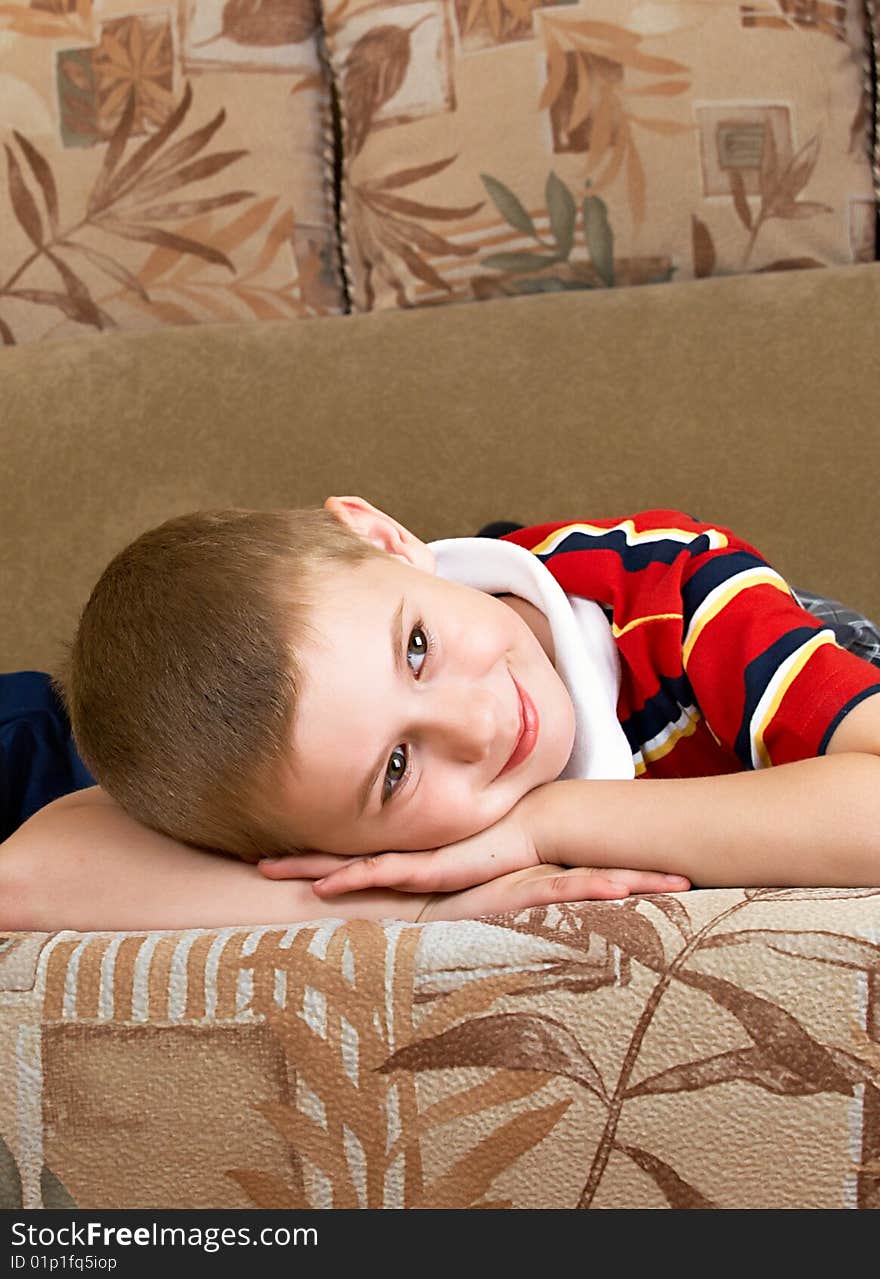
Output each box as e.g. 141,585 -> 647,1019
406,623 -> 429,676
385,746 -> 408,796
382,623 -> 432,804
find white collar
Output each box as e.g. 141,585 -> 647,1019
428,536 -> 635,781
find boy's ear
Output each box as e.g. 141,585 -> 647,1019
324,495 -> 435,572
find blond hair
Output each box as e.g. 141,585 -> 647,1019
50,506 -> 386,862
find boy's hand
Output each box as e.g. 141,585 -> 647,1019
258,799 -> 689,902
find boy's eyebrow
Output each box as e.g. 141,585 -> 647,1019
357,596 -> 407,816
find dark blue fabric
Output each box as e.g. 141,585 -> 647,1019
0,671 -> 96,843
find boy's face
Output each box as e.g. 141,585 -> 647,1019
273,496 -> 577,855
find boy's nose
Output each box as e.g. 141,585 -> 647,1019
430,685 -> 499,761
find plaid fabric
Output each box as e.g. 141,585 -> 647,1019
793,588 -> 880,668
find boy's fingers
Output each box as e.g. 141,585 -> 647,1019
606,870 -> 691,894
425,865 -> 692,921
258,852 -> 361,880
451,867 -> 633,919
313,849 -> 477,896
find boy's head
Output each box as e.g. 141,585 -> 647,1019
54,496 -> 576,861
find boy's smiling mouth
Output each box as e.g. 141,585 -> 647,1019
496,676 -> 539,778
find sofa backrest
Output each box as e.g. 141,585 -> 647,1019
1,261 -> 878,672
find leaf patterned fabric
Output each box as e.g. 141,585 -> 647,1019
0,0 -> 344,345
322,0 -> 877,311
1,889 -> 879,1208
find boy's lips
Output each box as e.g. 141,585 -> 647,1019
497,676 -> 538,777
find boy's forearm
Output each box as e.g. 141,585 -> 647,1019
525,754 -> 880,888
0,795 -> 428,932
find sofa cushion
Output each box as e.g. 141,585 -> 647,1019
321,0 -> 877,312
0,0 -> 344,346
2,887 -> 879,1208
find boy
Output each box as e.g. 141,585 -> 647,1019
1,495 -> 879,932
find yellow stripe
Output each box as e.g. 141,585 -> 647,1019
752,632 -> 837,769
527,520 -> 728,557
682,571 -> 789,667
612,612 -> 683,639
642,712 -> 701,764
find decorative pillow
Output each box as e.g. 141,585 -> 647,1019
321,0 -> 877,312
0,0 -> 344,346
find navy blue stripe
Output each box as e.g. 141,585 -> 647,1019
733,626 -> 828,767
537,527 -> 716,576
681,551 -> 778,632
818,684 -> 880,754
619,672 -> 697,756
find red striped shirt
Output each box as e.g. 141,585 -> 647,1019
500,511 -> 880,777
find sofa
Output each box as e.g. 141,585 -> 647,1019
1,1 -> 880,1213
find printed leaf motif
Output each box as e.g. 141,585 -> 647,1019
133,190 -> 255,222
546,170 -> 575,256
344,25 -> 414,157
257,1101 -> 361,1206
97,81 -> 194,210
385,235 -> 450,293
481,174 -> 536,238
99,222 -> 235,271
758,119 -> 778,203
614,1142 -> 716,1209
646,893 -> 692,942
89,86 -> 140,213
569,901 -> 667,971
700,928 -> 880,971
744,887 -> 880,902
0,73 -> 258,331
0,316 -> 15,345
218,0 -> 318,47
226,1167 -> 307,1210
674,967 -> 854,1094
583,194 -> 614,285
124,105 -> 227,200
351,160 -> 484,307
13,132 -> 59,236
744,131 -> 830,264
5,144 -> 43,248
0,1134 -> 23,1209
417,1099 -> 571,1209
415,1070 -> 555,1138
460,0 -> 540,42
625,1045 -> 830,1100
40,1166 -> 77,1209
756,258 -> 825,272
365,190 -> 476,223
127,150 -> 250,205
539,15 -> 690,227
375,157 -> 458,192
6,287 -> 113,326
825,1045 -> 880,1093
44,249 -> 108,329
481,251 -> 564,273
378,1011 -> 609,1102
58,241 -> 150,302
691,214 -> 715,278
730,169 -> 752,230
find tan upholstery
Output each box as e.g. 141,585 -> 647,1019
1,260 -> 878,675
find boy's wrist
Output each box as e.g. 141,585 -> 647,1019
517,781 -> 563,865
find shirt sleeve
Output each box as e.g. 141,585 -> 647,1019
678,523 -> 880,767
